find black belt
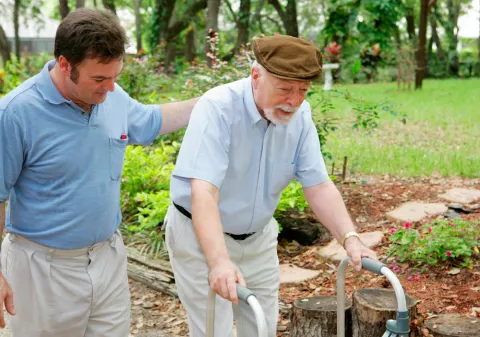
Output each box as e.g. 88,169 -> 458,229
172,202 -> 255,241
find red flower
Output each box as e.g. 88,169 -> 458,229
404,222 -> 411,229
427,227 -> 432,233
390,228 -> 396,234
446,251 -> 452,257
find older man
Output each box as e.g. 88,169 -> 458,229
165,35 -> 376,337
0,8 -> 197,337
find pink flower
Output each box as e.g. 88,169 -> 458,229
404,222 -> 411,229
390,228 -> 396,234
446,251 -> 452,257
407,276 -> 413,281
427,227 -> 432,233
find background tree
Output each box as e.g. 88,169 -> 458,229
205,0 -> 221,65
267,0 -> 299,36
59,0 -> 69,18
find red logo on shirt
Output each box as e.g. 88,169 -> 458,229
120,134 -> 127,140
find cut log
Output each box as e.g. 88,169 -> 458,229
126,247 -> 177,297
352,288 -> 417,337
425,314 -> 480,336
290,296 -> 353,337
127,263 -> 178,297
126,247 -> 173,274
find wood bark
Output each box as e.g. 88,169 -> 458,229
415,0 -> 428,89
0,24 -> 11,63
205,0 -> 221,66
13,0 -> 20,59
59,0 -> 70,19
425,314 -> 480,336
267,0 -> 299,37
405,5 -> 416,46
76,0 -> 86,8
126,247 -> 177,297
352,288 -> 417,337
445,0 -> 460,76
185,26 -> 195,62
134,0 -> 142,52
102,0 -> 117,15
290,296 -> 353,337
235,0 -> 251,54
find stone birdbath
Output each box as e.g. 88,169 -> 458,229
322,63 -> 339,91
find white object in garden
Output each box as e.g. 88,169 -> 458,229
322,63 -> 339,90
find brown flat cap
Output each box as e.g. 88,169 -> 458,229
252,35 -> 323,82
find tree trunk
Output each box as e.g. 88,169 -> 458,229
431,11 -> 445,62
290,296 -> 353,337
267,0 -> 299,37
425,314 -> 480,336
445,0 -> 460,76
102,0 -> 117,15
205,0 -> 221,66
352,288 -> 418,337
164,0 -> 207,42
125,247 -> 177,297
59,0 -> 70,19
13,0 -> 20,59
165,40 -> 177,72
415,0 -> 428,89
235,0 -> 251,54
134,0 -> 142,53
405,5 -> 416,46
185,26 -> 195,62
0,24 -> 11,63
150,0 -> 175,48
76,0 -> 86,8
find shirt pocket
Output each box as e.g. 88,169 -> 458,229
109,138 -> 128,181
269,160 -> 295,194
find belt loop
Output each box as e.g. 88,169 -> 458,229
46,248 -> 54,262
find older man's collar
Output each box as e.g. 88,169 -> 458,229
35,60 -> 69,105
243,76 -> 263,127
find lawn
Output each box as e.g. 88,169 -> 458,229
317,78 -> 480,178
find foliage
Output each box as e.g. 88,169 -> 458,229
0,53 -> 50,94
120,143 -> 179,231
388,219 -> 480,268
324,42 -> 342,64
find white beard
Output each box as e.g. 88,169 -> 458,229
264,104 -> 299,125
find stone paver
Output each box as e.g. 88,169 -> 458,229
317,231 -> 384,262
439,188 -> 480,204
280,264 -> 321,284
386,202 -> 447,222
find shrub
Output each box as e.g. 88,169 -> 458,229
388,219 -> 480,268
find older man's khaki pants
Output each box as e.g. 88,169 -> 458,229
165,204 -> 281,337
0,231 -> 131,337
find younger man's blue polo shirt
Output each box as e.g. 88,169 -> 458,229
0,60 -> 162,249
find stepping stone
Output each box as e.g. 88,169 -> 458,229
317,232 -> 384,262
280,264 -> 321,284
386,202 -> 447,222
425,313 -> 480,336
439,188 -> 480,204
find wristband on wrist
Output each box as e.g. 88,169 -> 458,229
341,231 -> 360,249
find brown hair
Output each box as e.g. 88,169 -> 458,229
54,8 -> 128,82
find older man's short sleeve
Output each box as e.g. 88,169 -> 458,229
0,108 -> 24,202
295,119 -> 330,187
172,98 -> 230,189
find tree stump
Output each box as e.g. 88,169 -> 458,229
290,296 -> 353,337
424,314 -> 480,336
352,288 -> 417,337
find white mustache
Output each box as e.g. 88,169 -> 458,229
273,105 -> 299,113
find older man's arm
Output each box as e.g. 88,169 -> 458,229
158,98 -> 199,135
190,179 -> 246,304
303,180 -> 377,270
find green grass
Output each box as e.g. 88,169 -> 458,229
315,78 -> 480,178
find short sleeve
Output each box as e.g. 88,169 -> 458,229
117,84 -> 162,146
172,97 -> 230,189
0,108 -> 25,202
295,119 -> 330,187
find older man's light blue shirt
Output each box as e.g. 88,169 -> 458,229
171,77 -> 329,234
0,60 -> 162,249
